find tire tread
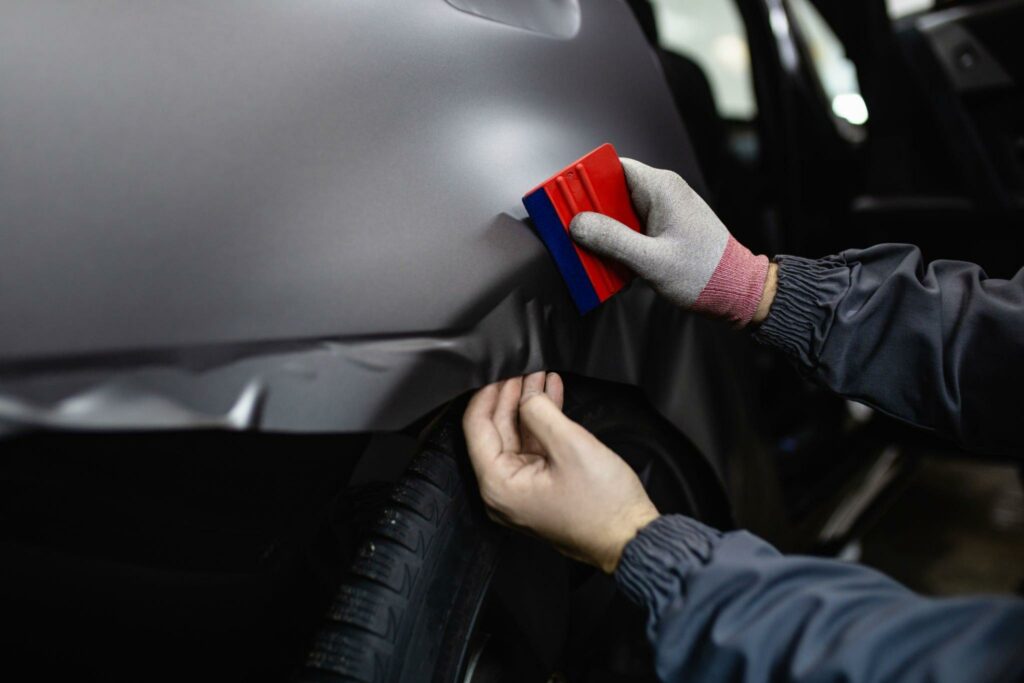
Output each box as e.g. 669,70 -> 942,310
297,451 -> 459,683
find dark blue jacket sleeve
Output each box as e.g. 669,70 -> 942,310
753,244 -> 1024,458
615,246 -> 1024,680
615,515 -> 1024,683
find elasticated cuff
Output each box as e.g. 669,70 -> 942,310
614,515 -> 723,609
752,254 -> 851,371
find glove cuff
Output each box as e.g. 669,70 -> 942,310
692,236 -> 770,327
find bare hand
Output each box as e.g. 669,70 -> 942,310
463,372 -> 660,573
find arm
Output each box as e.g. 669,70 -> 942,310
753,246 -> 1024,457
570,159 -> 1024,456
462,378 -> 1024,683
617,514 -> 1024,683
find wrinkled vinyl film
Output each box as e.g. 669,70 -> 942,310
0,0 -> 749,476
0,280 -> 747,478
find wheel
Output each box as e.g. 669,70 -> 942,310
296,375 -> 731,683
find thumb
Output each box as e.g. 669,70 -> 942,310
569,212 -> 654,273
519,394 -> 598,463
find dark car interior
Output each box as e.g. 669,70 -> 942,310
633,0 -> 1022,268
626,0 -> 1023,550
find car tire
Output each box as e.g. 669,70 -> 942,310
295,376 -> 730,683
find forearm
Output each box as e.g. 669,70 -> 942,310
616,515 -> 1024,683
751,244 -> 1024,457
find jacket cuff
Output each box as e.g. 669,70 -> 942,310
614,515 -> 722,609
752,254 -> 850,371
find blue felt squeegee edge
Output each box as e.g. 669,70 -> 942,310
522,189 -> 600,314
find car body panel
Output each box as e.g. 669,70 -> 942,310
0,1 -> 747,472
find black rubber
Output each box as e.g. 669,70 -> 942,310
296,408 -> 501,683
296,376 -> 731,683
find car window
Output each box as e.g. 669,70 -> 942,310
787,0 -> 869,127
649,0 -> 757,120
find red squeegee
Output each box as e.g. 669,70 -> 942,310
522,143 -> 642,314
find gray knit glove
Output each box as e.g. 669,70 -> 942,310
569,158 -> 769,326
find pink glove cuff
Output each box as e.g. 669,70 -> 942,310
692,236 -> 770,327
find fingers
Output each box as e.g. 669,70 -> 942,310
463,383 -> 503,472
569,212 -> 656,274
493,377 -> 523,453
544,372 -> 564,410
519,393 -> 597,463
619,157 -> 660,220
466,373 -> 565,464
619,158 -> 695,224
520,371 -> 556,455
519,371 -> 563,406
521,371 -> 546,403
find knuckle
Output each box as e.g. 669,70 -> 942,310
662,168 -> 688,190
519,389 -> 542,406
518,394 -> 545,421
519,392 -> 545,410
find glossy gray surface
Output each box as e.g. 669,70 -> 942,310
0,1 -> 732,456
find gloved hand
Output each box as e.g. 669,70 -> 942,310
570,158 -> 774,327
463,372 -> 659,573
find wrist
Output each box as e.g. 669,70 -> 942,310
601,505 -> 661,574
691,236 -> 770,327
750,262 -> 778,326
613,515 -> 724,607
